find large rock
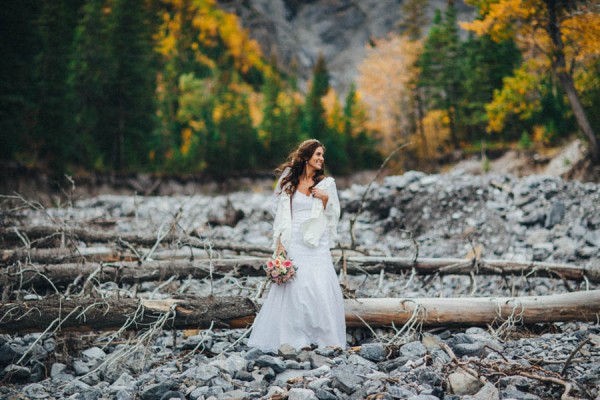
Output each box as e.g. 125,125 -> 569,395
448,370 -> 484,395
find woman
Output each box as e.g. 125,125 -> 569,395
247,139 -> 346,352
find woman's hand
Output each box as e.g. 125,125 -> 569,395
311,188 -> 329,208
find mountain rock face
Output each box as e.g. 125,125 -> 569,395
216,0 -> 475,94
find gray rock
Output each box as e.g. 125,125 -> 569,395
23,383 -> 50,399
73,360 -> 91,376
159,391 -> 186,400
210,341 -> 231,353
110,372 -> 137,392
453,342 -> 485,358
62,380 -> 92,396
532,242 -> 554,260
359,343 -> 386,362
209,354 -> 247,375
220,389 -> 249,399
243,347 -> 265,360
189,386 -> 210,400
182,364 -> 220,382
500,385 -> 541,400
3,364 -> 31,380
233,370 -> 254,381
285,359 -> 303,369
50,362 -> 74,383
255,355 -> 286,373
400,341 -> 427,359
279,344 -> 298,360
308,377 -> 331,390
141,381 -> 175,400
463,382 -> 499,400
314,388 -> 338,400
331,371 -> 364,394
347,353 -> 377,368
309,353 -> 330,369
408,395 -> 441,400
115,389 -> 134,400
289,388 -> 318,400
387,385 -> 417,399
448,370 -> 484,395
545,201 -> 565,228
82,347 -> 106,360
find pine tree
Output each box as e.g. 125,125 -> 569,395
302,54 -> 330,142
105,0 -> 157,170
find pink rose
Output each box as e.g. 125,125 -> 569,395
283,260 -> 292,268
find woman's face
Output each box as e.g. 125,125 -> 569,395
307,146 -> 325,170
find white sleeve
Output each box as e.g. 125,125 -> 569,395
324,178 -> 341,225
271,167 -> 291,217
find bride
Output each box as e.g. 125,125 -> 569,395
247,139 -> 346,352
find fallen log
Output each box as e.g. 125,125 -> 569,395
0,295 -> 257,334
3,256 -> 599,290
1,247 -> 132,265
1,290 -> 599,334
0,226 -> 271,254
350,256 -> 600,283
1,258 -> 266,289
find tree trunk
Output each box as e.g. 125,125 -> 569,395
3,256 -> 598,290
344,290 -> 600,328
544,0 -> 599,163
1,290 -> 598,333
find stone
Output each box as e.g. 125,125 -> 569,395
307,377 -> 330,390
233,370 -> 254,381
115,389 -> 134,400
266,385 -> 287,398
62,380 -> 91,396
453,342 -> 485,358
359,343 -> 386,362
448,370 -> 484,395
209,354 -> 247,375
50,362 -> 74,383
278,344 -> 298,360
387,385 -> 417,399
545,201 -> 565,228
141,381 -> 175,400
110,372 -> 137,392
408,395 -> 441,400
72,360 -> 91,376
347,353 -> 377,368
243,347 -> 265,360
182,364 -> 220,382
400,341 -> 427,359
463,382 -> 499,400
288,388 -> 318,400
331,371 -> 364,394
81,347 -> 106,360
3,364 -> 30,381
532,243 -> 554,261
255,355 -> 286,373
500,385 -> 541,400
309,353 -> 330,369
210,341 -> 231,353
220,389 -> 249,399
23,383 -> 50,399
314,388 -> 338,400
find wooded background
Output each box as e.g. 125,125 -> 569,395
1,0 -> 598,177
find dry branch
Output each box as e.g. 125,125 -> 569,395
1,290 -> 599,334
0,226 -> 271,254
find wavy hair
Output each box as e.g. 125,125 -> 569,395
276,139 -> 326,195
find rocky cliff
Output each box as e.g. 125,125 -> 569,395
217,0 -> 476,94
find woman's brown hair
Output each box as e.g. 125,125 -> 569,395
276,139 -> 326,195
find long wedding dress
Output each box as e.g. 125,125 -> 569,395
247,190 -> 346,352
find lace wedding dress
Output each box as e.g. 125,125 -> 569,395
247,191 -> 346,352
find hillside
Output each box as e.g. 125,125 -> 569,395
216,0 -> 476,94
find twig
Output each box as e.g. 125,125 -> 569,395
349,142 -> 411,248
560,338 -> 591,377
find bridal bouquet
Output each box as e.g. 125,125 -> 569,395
264,244 -> 297,285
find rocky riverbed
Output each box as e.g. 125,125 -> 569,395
1,171 -> 599,399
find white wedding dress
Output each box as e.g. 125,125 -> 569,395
247,191 -> 346,352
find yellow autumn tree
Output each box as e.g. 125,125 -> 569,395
461,0 -> 600,161
357,34 -> 423,151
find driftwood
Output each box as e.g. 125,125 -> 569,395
1,247 -> 130,264
0,295 -> 257,334
0,226 -> 271,254
1,290 -> 599,334
1,258 -> 266,288
3,256 -> 599,290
